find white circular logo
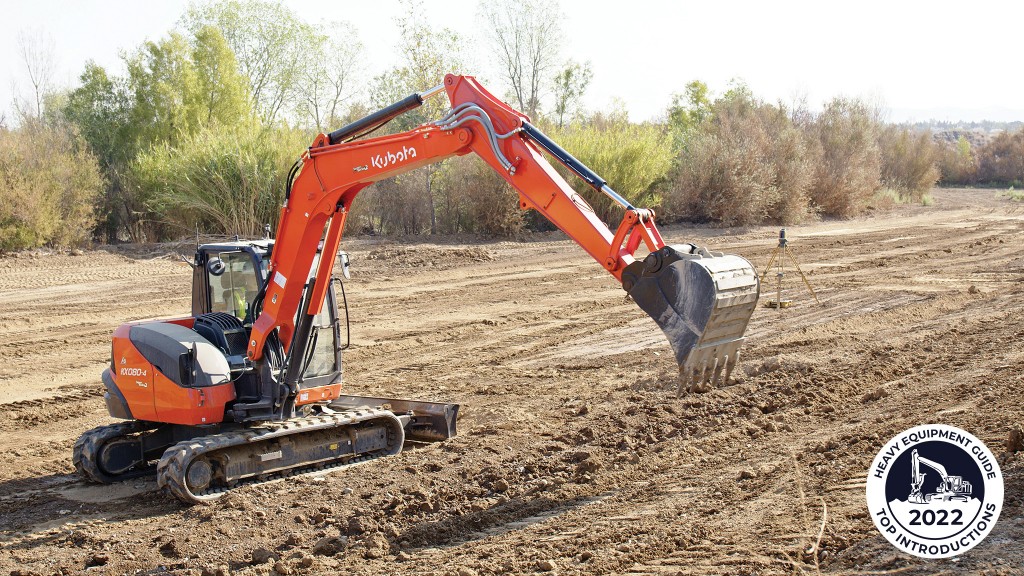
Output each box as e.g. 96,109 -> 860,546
866,424 -> 1003,558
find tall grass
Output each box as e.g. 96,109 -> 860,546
129,123 -> 308,237
547,120 -> 674,224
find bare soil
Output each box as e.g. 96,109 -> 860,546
1,188 -> 1022,575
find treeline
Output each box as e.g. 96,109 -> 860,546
3,0 -> 1023,252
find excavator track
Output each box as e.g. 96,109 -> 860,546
73,421 -> 159,483
157,408 -> 404,504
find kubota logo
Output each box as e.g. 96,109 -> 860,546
120,367 -> 148,377
370,145 -> 417,169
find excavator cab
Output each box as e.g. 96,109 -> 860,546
190,241 -> 270,320
189,241 -> 349,405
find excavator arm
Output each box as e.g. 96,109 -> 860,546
247,74 -> 759,390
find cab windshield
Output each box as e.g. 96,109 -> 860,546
209,251 -> 260,320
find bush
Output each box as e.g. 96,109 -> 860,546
877,125 -> 940,200
0,118 -> 104,251
663,90 -> 813,225
129,123 -> 307,238
936,135 -> 978,185
977,129 -> 1024,187
440,155 -> 524,236
806,97 -> 882,217
545,120 -> 674,224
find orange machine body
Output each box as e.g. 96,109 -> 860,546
107,319 -> 343,424
108,321 -> 235,425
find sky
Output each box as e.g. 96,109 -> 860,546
3,0 -> 1024,125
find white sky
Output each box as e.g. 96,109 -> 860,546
2,0 -> 1023,124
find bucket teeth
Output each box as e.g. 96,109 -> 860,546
623,244 -> 759,393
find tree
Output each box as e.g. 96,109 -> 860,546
479,0 -> 562,118
667,80 -> 712,151
64,29 -> 253,242
366,0 -> 466,235
189,26 -> 250,127
552,60 -> 592,128
296,23 -> 364,132
182,0 -> 315,124
125,33 -> 197,146
14,29 -> 57,120
63,62 -> 141,241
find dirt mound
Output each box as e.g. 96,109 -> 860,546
364,245 -> 496,269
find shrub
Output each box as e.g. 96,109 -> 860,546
877,125 -> 940,200
977,129 -> 1024,187
663,90 -> 813,225
936,135 -> 978,185
129,123 -> 307,238
0,118 -> 104,251
439,155 -> 524,236
545,119 -> 674,224
806,97 -> 882,217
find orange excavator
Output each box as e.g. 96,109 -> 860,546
74,75 -> 759,504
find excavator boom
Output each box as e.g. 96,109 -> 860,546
249,74 -> 759,390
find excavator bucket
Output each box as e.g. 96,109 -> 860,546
622,245 -> 759,393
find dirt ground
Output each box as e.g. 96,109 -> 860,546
1,188 -> 1022,576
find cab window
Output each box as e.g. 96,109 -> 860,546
209,252 -> 260,320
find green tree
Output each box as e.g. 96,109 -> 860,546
189,26 -> 250,127
63,62 -> 140,241
182,0 -> 314,124
552,60 -> 592,128
125,32 -> 197,146
667,80 -> 712,151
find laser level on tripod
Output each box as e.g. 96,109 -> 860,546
761,229 -> 819,308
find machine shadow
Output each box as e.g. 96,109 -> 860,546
0,472 -> 175,541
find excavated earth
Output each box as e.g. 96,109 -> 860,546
0,188 -> 1022,575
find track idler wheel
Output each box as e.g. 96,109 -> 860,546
73,421 -> 155,484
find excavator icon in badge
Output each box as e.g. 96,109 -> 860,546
908,449 -> 973,504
